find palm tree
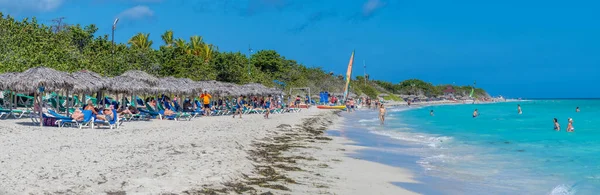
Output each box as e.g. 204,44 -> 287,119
189,35 -> 203,56
128,33 -> 153,49
161,30 -> 174,47
202,43 -> 214,63
174,38 -> 190,55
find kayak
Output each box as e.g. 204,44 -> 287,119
317,105 -> 346,109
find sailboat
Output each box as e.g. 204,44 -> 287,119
317,50 -> 355,110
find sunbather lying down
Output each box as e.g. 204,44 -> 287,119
96,108 -> 113,121
164,107 -> 175,116
71,109 -> 84,121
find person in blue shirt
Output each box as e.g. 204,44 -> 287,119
233,95 -> 244,119
264,95 -> 272,119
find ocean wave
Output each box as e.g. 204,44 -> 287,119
370,130 -> 452,148
548,184 -> 576,195
358,118 -> 379,123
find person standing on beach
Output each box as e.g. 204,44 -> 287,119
379,104 -> 386,125
553,118 -> 560,131
473,109 -> 479,118
200,91 -> 212,116
576,107 -> 580,112
517,104 -> 522,115
233,95 -> 244,119
264,95 -> 272,119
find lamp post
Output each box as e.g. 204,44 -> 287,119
111,18 -> 119,76
248,46 -> 253,75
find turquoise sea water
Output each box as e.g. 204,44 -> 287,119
351,100 -> 600,194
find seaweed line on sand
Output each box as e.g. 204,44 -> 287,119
192,111 -> 340,194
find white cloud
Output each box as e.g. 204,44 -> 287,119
117,5 -> 154,20
362,0 -> 386,17
0,0 -> 64,12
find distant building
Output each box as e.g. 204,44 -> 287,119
443,85 -> 455,96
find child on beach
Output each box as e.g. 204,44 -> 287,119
553,118 -> 560,131
379,104 -> 386,125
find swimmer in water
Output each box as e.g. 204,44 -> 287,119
379,104 -> 386,125
430,110 -> 434,116
517,104 -> 522,115
473,109 -> 479,118
553,118 -> 560,131
576,107 -> 580,112
567,118 -> 574,132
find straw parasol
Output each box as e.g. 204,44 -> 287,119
120,70 -> 159,86
197,80 -> 221,94
71,70 -> 107,93
106,76 -> 152,95
8,67 -> 76,93
0,72 -> 18,90
177,77 -> 202,95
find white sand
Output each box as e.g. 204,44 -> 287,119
0,108 -> 419,195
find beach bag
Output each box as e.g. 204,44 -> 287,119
44,117 -> 57,127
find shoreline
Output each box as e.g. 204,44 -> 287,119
0,107 -> 420,194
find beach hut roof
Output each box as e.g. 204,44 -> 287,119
120,70 -> 159,86
8,67 -> 76,92
106,76 -> 152,95
71,70 -> 107,93
0,72 -> 19,90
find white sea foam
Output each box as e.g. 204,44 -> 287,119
370,130 -> 452,149
358,118 -> 379,123
548,184 -> 576,195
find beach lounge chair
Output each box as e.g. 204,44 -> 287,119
93,109 -> 118,129
141,104 -> 162,119
55,110 -> 93,128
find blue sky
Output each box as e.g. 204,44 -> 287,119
1,0 -> 599,98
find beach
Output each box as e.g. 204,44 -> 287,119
0,108 -> 419,195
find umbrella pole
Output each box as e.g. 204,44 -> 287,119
66,89 -> 70,116
37,91 -> 42,127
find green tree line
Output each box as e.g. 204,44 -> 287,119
0,13 -> 487,99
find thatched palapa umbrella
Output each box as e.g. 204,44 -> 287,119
7,67 -> 77,126
9,67 -> 76,93
106,76 -> 152,95
120,70 -> 159,86
71,70 -> 107,94
0,72 -> 18,90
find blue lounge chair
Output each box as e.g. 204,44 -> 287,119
56,110 -> 93,129
93,109 -> 118,129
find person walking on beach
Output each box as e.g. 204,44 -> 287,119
567,118 -> 574,132
379,104 -> 386,125
576,107 -> 580,112
473,109 -> 479,118
200,91 -> 212,116
233,95 -> 244,119
264,95 -> 272,119
553,118 -> 560,131
517,104 -> 522,115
